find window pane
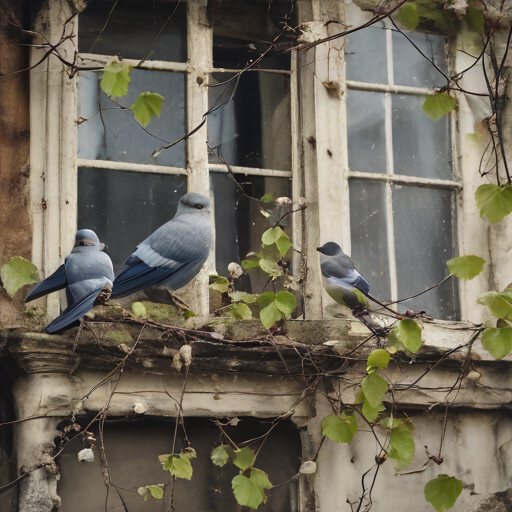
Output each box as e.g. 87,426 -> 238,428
392,31 -> 448,88
392,94 -> 452,179
79,0 -> 187,62
78,70 -> 186,168
211,0 -> 296,70
345,24 -> 388,84
58,417 -> 300,511
211,172 -> 291,291
393,185 -> 458,320
349,179 -> 391,301
347,90 -> 386,174
208,72 -> 291,171
77,168 -> 187,272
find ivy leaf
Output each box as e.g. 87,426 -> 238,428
259,258 -> 281,277
388,426 -> 415,470
261,227 -> 286,246
422,93 -> 458,121
391,320 -> 423,353
242,258 -> 260,270
209,275 -> 230,293
100,60 -> 132,97
367,349 -> 391,369
230,291 -> 257,303
260,302 -> 283,330
275,290 -> 297,316
1,257 -> 40,297
475,184 -> 512,224
147,485 -> 164,499
232,447 -> 256,471
321,414 -> 358,443
260,193 -> 274,203
211,445 -> 231,467
466,6 -> 484,33
481,327 -> 512,359
132,302 -> 147,318
229,302 -> 253,320
256,292 -> 276,309
396,2 -> 420,30
446,255 -> 485,280
361,373 -> 388,410
362,398 -> 384,422
275,234 -> 292,257
161,455 -> 193,480
477,292 -> 512,320
131,92 -> 165,127
232,468 -> 272,510
424,475 -> 463,512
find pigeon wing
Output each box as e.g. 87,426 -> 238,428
25,264 -> 67,302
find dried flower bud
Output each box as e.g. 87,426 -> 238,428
180,345 -> 192,368
299,461 -> 317,474
298,197 -> 309,209
78,448 -> 95,463
228,262 -> 243,278
276,196 -> 293,208
134,403 -> 149,415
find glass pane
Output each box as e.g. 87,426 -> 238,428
58,417 -> 300,511
211,172 -> 291,291
346,23 -> 388,84
78,167 -> 187,272
208,72 -> 291,171
393,185 -> 458,320
78,70 -> 186,168
349,179 -> 391,301
392,31 -> 448,88
211,0 -> 296,70
79,0 -> 187,62
347,90 -> 387,174
392,94 -> 452,179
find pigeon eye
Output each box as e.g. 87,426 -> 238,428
79,242 -> 85,246
194,204 -> 204,210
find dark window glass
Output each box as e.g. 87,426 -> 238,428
78,168 -> 187,272
79,0 -> 187,62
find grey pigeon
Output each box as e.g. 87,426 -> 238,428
111,192 -> 213,299
25,229 -> 114,333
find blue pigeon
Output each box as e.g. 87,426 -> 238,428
111,192 -> 213,300
26,229 -> 114,334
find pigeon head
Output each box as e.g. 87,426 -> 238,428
73,229 -> 101,251
176,193 -> 211,215
317,242 -> 343,256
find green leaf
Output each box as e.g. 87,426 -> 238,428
396,2 -> 420,30
259,258 -> 281,276
242,258 -> 260,270
446,255 -> 485,280
478,292 -> 512,320
362,398 -> 384,422
184,309 -> 196,319
131,92 -> 165,127
232,468 -> 272,510
100,60 -> 132,97
475,184 -> 512,224
256,292 -> 276,309
276,234 -> 292,257
132,302 -> 147,318
367,349 -> 391,369
391,320 -> 423,354
161,455 -> 193,480
229,302 -> 253,320
466,6 -> 484,33
422,93 -> 458,121
361,373 -> 388,409
388,426 -> 415,470
260,302 -> 283,330
232,447 -> 256,471
209,276 -> 230,293
181,447 -> 197,460
1,257 -> 40,297
147,485 -> 164,500
260,193 -> 274,203
481,327 -> 512,359
424,475 -> 463,512
230,291 -> 257,303
386,330 -> 407,354
321,414 -> 358,444
261,227 -> 286,245
211,445 -> 231,467
275,290 -> 297,316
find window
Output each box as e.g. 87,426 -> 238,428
343,6 -> 460,320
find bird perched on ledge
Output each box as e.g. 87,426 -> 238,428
110,192 -> 213,301
25,229 -> 114,334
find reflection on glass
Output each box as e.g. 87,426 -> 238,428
347,90 -> 387,173
349,179 -> 391,301
79,0 -> 187,62
208,72 -> 291,170
392,31 -> 447,88
211,0 -> 296,70
345,23 -> 388,84
392,94 -> 452,179
78,168 -> 187,272
211,172 -> 291,291
393,185 -> 458,320
78,70 -> 186,168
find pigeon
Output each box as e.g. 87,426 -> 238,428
26,229 -> 114,333
110,192 -> 213,300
